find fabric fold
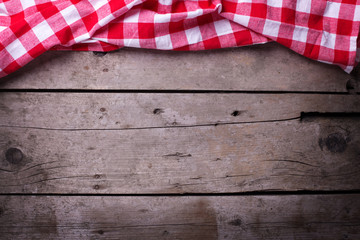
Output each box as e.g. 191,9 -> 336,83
0,0 -> 359,78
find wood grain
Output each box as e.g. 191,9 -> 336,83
0,195 -> 359,239
0,43 -> 352,92
0,93 -> 359,129
0,117 -> 359,194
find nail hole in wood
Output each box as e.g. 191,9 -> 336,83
100,108 -> 106,112
94,174 -> 101,179
5,148 -> 23,164
153,108 -> 164,114
231,110 -> 241,117
94,185 -> 100,190
98,230 -> 104,235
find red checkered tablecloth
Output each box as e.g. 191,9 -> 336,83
0,0 -> 359,78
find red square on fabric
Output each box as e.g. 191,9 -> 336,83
203,37 -> 221,49
308,14 -> 323,31
172,1 -> 187,13
277,37 -> 293,48
82,12 -> 99,32
55,26 -> 75,44
281,8 -> 296,25
142,0 -> 158,11
198,0 -> 215,9
304,43 -> 320,59
9,21 -> 31,38
108,23 -> 124,39
138,23 -> 155,39
233,30 -> 253,46
109,0 -> 126,12
250,3 -> 267,19
169,21 -> 185,34
10,12 -> 25,24
37,3 -> 58,19
197,14 -> 213,26
10,12 -> 31,38
3,61 -> 22,75
27,43 -> 47,59
222,1 -> 238,14
337,19 -> 353,36
334,49 -> 349,64
175,45 -> 190,51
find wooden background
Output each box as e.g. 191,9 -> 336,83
0,42 -> 359,239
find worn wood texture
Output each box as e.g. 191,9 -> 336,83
0,117 -> 359,194
0,93 -> 359,129
0,195 -> 359,239
0,43 -> 353,92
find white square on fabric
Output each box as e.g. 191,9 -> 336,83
74,33 -> 90,43
32,20 -> 55,42
296,0 -> 311,13
20,0 -> 35,10
185,26 -> 202,45
159,0 -> 173,6
262,19 -> 280,38
233,15 -> 250,27
89,0 -> 106,10
155,34 -> 173,49
0,3 -> 8,15
214,19 -> 233,36
6,39 -> 27,60
98,14 -> 116,27
323,1 -> 340,18
354,5 -> 360,21
123,9 -> 140,23
154,13 -> 171,23
60,5 -> 81,26
320,31 -> 336,49
124,38 -> 141,48
186,8 -> 203,19
267,0 -> 283,8
292,26 -> 308,43
350,36 -> 357,51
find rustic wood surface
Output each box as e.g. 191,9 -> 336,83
0,93 -> 359,129
0,43 -> 353,92
0,117 -> 359,194
1,195 -> 359,240
0,42 -> 359,239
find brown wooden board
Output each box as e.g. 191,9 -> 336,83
0,195 -> 359,239
0,93 -> 359,129
0,117 -> 359,194
0,43 -> 353,92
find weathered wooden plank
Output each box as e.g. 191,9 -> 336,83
0,195 -> 359,239
0,43 -> 352,92
0,93 -> 359,129
0,117 -> 359,193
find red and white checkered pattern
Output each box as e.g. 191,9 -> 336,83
1,0 -> 359,78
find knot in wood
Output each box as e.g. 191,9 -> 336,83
5,148 -> 23,164
325,133 -> 347,153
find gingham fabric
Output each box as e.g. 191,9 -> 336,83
1,0 -> 360,78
